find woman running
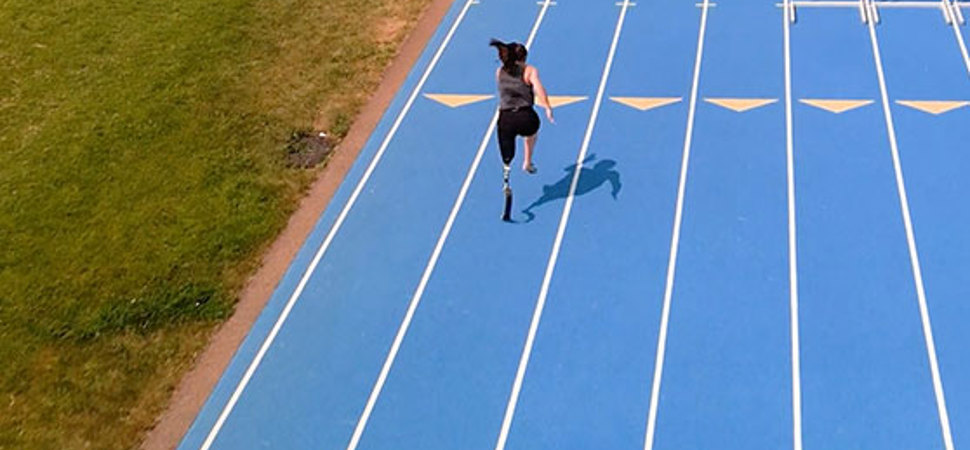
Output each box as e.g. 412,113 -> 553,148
489,39 -> 554,175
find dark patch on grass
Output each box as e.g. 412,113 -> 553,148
284,129 -> 332,169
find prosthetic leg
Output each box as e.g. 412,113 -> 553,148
502,164 -> 512,222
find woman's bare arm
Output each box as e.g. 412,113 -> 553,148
526,65 -> 555,123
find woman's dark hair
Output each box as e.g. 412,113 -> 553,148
489,39 -> 527,76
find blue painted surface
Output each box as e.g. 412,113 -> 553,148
878,8 -> 970,448
357,3 -> 618,448
504,2 -> 696,448
180,1 -> 969,449
793,8 -> 942,449
653,2 -> 792,449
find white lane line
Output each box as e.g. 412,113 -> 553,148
643,1 -> 710,449
346,1 -> 555,449
867,17 -> 955,450
197,1 -> 478,448
493,2 -> 633,449
782,1 -> 804,449
945,0 -> 970,76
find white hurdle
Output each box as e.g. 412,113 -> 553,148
950,0 -> 965,24
780,0 -> 961,24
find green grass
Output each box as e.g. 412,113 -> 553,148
0,0 -> 429,447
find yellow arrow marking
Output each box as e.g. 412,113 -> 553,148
704,98 -> 778,112
423,94 -> 494,108
896,100 -> 970,115
610,97 -> 682,111
799,99 -> 873,114
539,96 -> 588,108
425,94 -> 587,109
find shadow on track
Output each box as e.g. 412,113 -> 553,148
521,153 -> 621,223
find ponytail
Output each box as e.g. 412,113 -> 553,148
489,39 -> 527,76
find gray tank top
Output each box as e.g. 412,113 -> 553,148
498,65 -> 534,110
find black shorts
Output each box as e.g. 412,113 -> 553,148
496,107 -> 540,164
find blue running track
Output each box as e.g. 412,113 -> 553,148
180,0 -> 970,448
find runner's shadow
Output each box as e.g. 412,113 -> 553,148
521,153 -> 621,223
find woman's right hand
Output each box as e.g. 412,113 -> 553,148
545,107 -> 555,124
